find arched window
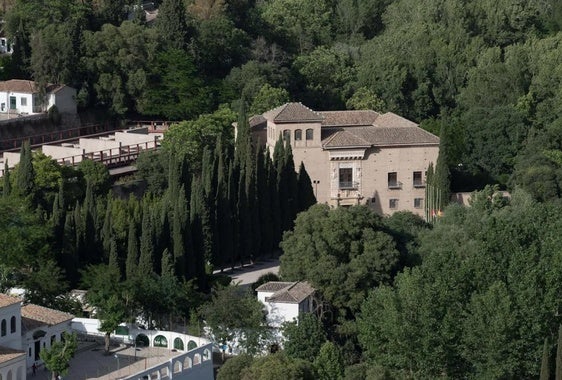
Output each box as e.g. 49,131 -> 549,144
283,129 -> 291,143
173,337 -> 184,351
154,335 -> 168,348
202,349 -> 211,361
135,334 -> 149,347
306,128 -> 314,140
194,353 -> 201,365
187,340 -> 197,350
10,316 -> 15,333
1,319 -> 6,336
294,129 -> 302,141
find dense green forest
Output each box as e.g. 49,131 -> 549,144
3,0 -> 562,378
4,0 -> 562,192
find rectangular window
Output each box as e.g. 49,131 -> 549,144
339,167 -> 354,189
21,97 -> 27,107
414,198 -> 424,208
413,171 -> 424,187
389,199 -> 398,209
388,172 -> 400,189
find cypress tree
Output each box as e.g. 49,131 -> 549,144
82,181 -> 98,265
273,135 -> 288,236
108,237 -> 120,280
190,176 -> 206,285
16,140 -> 35,198
541,337 -> 551,380
283,142 -> 299,230
172,186 -> 189,279
554,324 -> 562,380
297,162 -> 316,211
3,161 -> 10,198
425,163 -> 435,223
126,221 -> 139,281
138,208 -> 155,277
227,162 -> 239,269
202,147 -> 218,268
434,123 -> 451,211
259,148 -> 274,255
267,149 -> 281,253
61,212 -> 79,287
161,248 -> 174,277
51,190 -> 66,253
237,165 -> 249,266
73,202 -> 85,267
101,197 -> 113,257
254,144 -> 266,257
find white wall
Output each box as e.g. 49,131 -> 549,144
0,303 -> 22,350
0,357 -> 25,380
71,318 -> 211,350
48,86 -> 77,114
0,92 -> 34,114
78,137 -> 121,154
41,145 -> 83,161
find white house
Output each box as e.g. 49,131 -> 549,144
256,281 -> 316,328
0,79 -> 77,116
0,293 -> 74,378
21,304 -> 74,369
0,295 -> 25,379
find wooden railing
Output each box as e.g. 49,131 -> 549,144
55,140 -> 160,168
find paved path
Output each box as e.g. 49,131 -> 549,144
216,259 -> 280,285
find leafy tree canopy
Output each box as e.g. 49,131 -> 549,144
280,204 -> 401,317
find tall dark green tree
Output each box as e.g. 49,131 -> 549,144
3,162 -> 10,198
297,162 -> 316,211
125,221 -> 138,281
16,140 -> 35,199
554,325 -> 562,380
138,208 -> 155,277
190,176 -> 208,289
541,337 -> 550,380
155,0 -> 190,50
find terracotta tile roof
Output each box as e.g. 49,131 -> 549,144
263,103 -> 323,123
256,282 -> 295,293
0,79 -> 65,94
322,130 -> 371,148
0,293 -> 21,308
0,347 -> 25,364
267,282 -> 315,304
21,316 -> 45,334
374,112 -> 418,129
322,112 -> 439,148
21,304 -> 73,327
258,281 -> 315,304
249,114 -> 266,129
319,110 -> 379,127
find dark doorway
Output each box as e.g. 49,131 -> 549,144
34,340 -> 40,361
